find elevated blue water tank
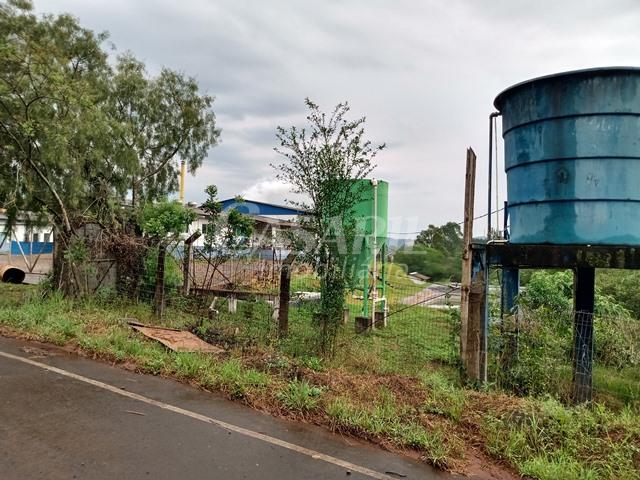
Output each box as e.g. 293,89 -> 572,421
495,67 -> 640,245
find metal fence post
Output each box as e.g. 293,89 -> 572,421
573,267 -> 595,403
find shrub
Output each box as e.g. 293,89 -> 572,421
278,380 -> 324,412
140,246 -> 183,300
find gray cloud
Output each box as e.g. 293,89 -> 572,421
36,0 -> 640,236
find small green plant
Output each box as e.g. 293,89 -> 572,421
421,371 -> 466,422
278,380 -> 324,412
216,358 -> 269,398
302,356 -> 325,372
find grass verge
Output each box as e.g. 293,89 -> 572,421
0,283 -> 638,479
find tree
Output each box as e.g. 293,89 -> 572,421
140,201 -> 197,316
110,54 -> 220,207
273,98 -> 384,353
0,1 -> 132,293
0,2 -> 219,295
415,222 -> 463,256
393,244 -> 461,281
195,185 -> 254,291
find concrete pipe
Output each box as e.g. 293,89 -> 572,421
0,265 -> 26,284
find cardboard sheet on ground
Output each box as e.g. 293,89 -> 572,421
128,322 -> 224,354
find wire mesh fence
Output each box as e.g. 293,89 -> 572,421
488,290 -> 640,408
10,233 -> 637,409
130,246 -> 464,380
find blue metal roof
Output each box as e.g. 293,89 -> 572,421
219,198 -> 308,216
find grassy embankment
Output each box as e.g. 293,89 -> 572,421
0,281 -> 638,479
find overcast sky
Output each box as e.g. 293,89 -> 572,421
37,0 -> 640,237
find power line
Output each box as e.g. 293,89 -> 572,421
386,207 -> 505,236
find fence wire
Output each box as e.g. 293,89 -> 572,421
488,282 -> 640,408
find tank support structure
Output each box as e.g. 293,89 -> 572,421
471,242 -> 640,403
573,267 -> 595,403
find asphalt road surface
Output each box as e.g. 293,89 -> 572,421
0,336 -> 456,480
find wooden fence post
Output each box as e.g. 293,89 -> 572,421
182,231 -> 201,296
278,252 -> 297,337
153,243 -> 167,318
460,148 -> 477,375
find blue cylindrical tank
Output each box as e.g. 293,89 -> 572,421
494,67 -> 640,244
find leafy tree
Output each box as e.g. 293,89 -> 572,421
140,200 -> 196,316
0,2 -> 219,295
0,0 -> 125,237
196,185 -> 254,290
200,185 -> 253,252
111,54 -> 220,207
0,1 -> 134,294
393,244 -> 461,281
395,221 -> 463,282
140,201 -> 196,239
415,222 -> 463,256
596,270 -> 640,318
273,98 -> 384,353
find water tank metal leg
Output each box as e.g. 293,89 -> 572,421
573,267 -> 595,403
500,268 -> 520,374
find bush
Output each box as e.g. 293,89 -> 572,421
140,246 -> 183,299
278,380 -> 324,412
393,244 -> 461,282
595,317 -> 640,369
491,309 -> 572,397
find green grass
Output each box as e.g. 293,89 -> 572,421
420,371 -> 466,422
215,358 -> 269,398
1,281 -> 639,479
277,379 -> 324,412
326,389 -> 456,468
483,398 -> 640,480
384,263 -> 430,303
594,365 -> 640,408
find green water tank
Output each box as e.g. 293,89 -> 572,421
348,179 -> 389,283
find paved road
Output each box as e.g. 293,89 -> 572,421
401,284 -> 461,308
0,336 -> 455,480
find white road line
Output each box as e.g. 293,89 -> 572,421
0,350 -> 398,480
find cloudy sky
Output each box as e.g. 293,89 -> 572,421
37,0 -> 640,237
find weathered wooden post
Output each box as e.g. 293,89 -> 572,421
278,261 -> 292,336
182,231 -> 201,296
460,148 -> 476,376
153,243 -> 167,318
277,252 -> 297,337
466,244 -> 487,383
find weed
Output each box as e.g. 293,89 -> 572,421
216,358 -> 269,398
420,371 -> 466,422
301,356 -> 325,372
278,380 -> 324,412
483,397 -> 640,480
326,390 -> 456,469
171,353 -> 214,381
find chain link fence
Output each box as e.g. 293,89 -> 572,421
488,285 -> 640,408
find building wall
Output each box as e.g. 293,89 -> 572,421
0,217 -> 54,254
